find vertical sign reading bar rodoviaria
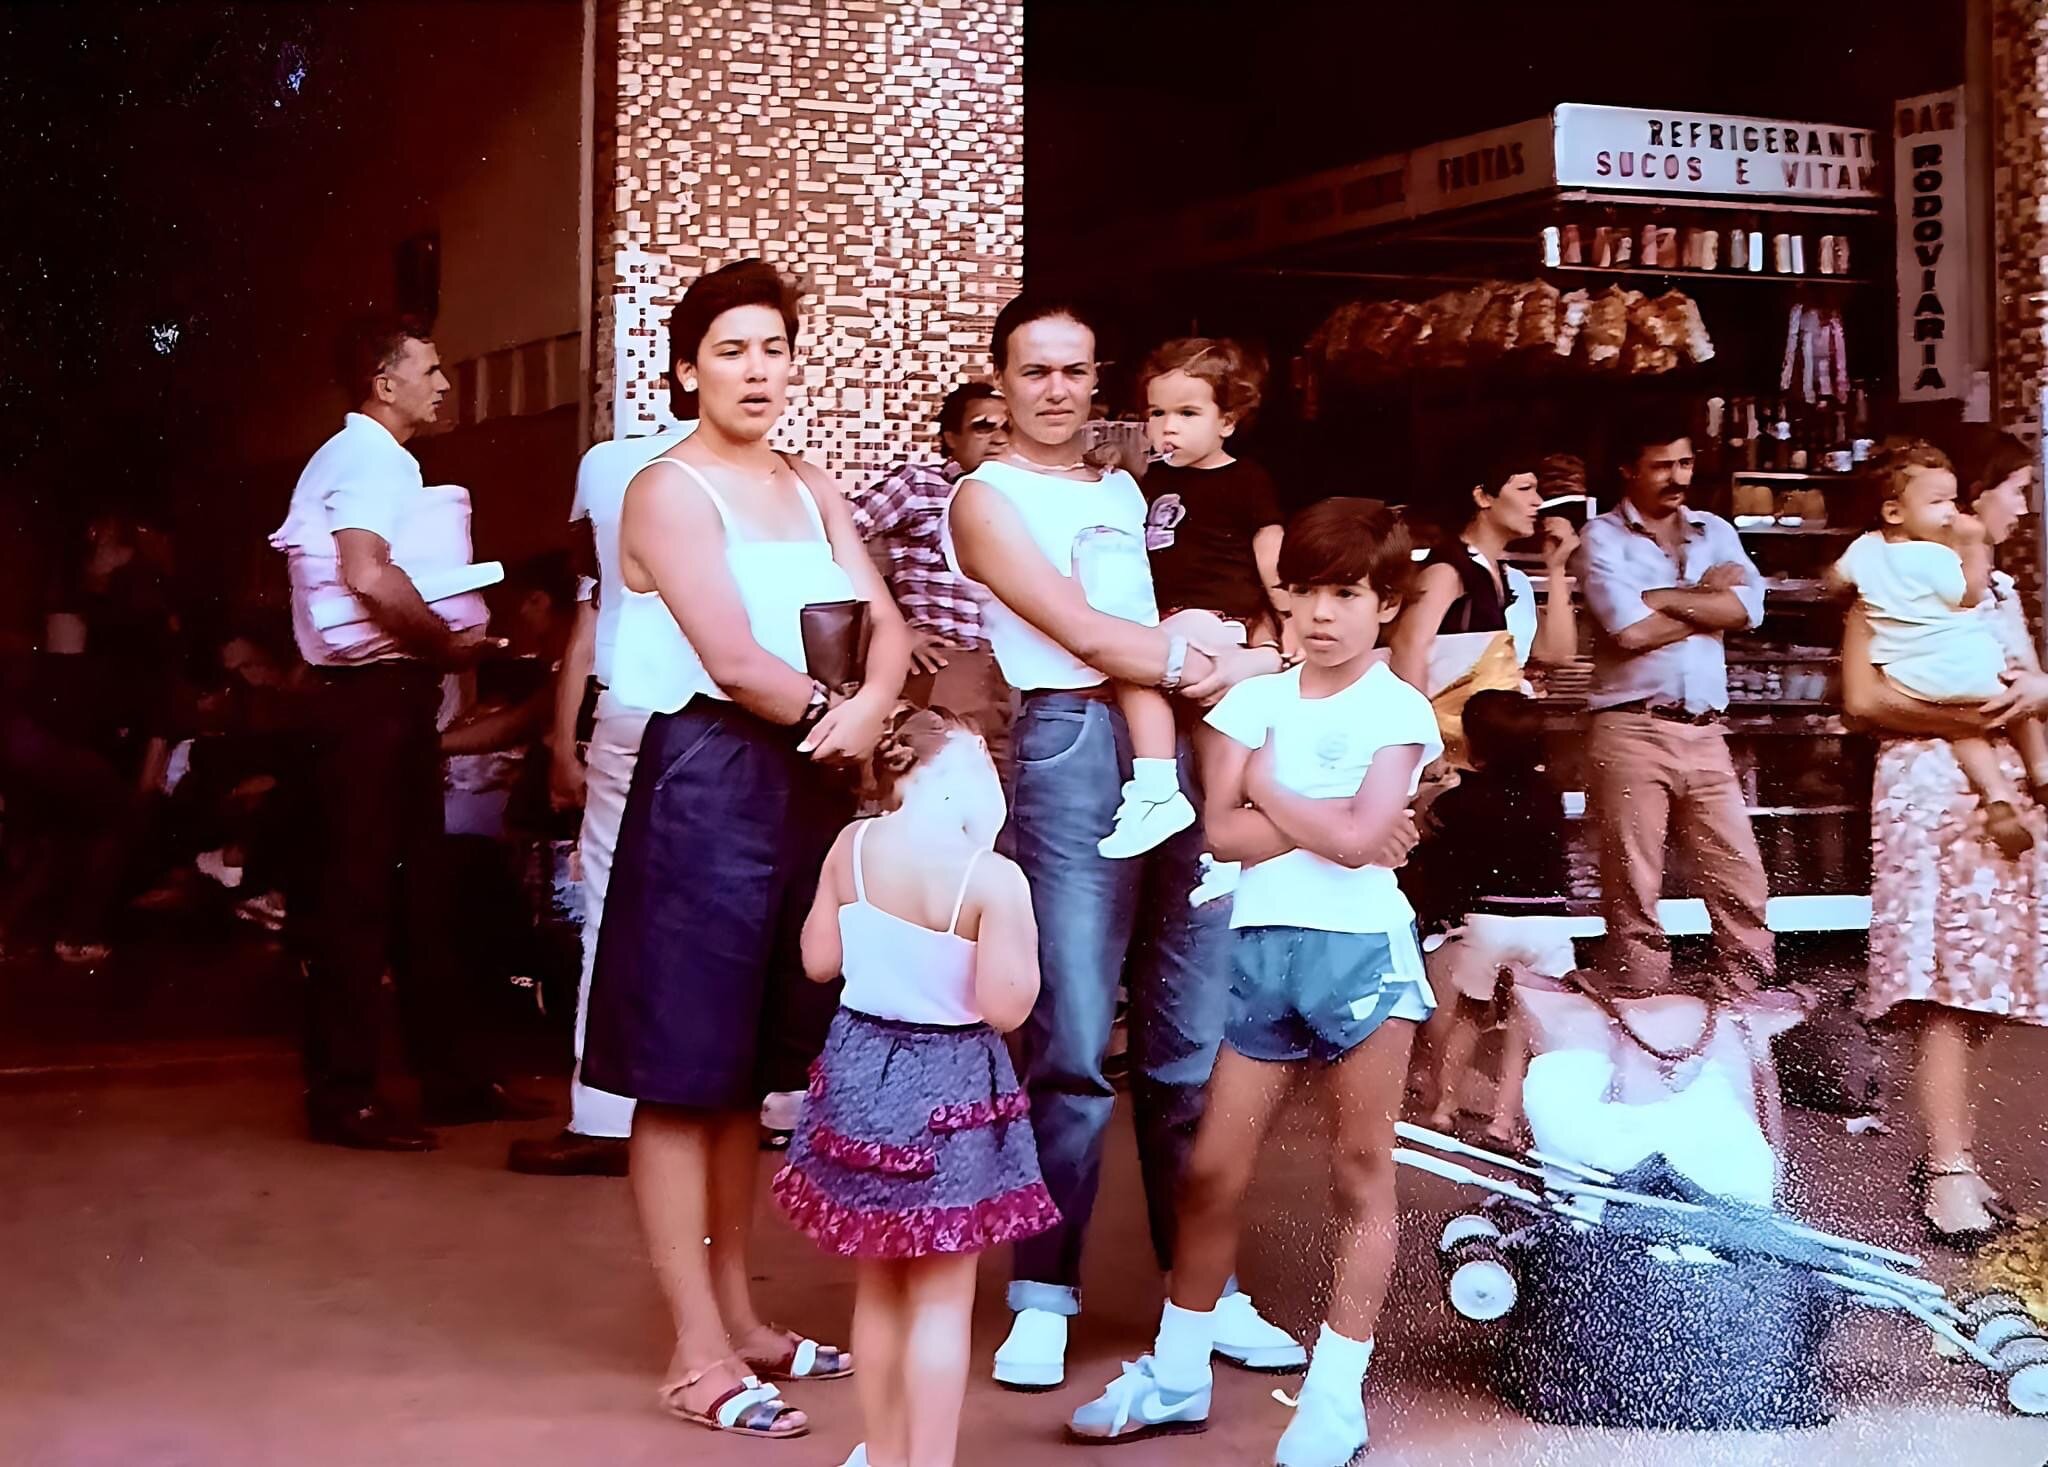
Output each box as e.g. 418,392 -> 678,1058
1895,88 -> 1970,402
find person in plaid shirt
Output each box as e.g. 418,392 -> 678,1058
851,382 -> 1016,757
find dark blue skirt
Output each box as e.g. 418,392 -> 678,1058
583,700 -> 852,1110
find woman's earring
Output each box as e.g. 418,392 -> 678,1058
683,376 -> 698,393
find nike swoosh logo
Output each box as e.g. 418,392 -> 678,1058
1137,1388 -> 1202,1424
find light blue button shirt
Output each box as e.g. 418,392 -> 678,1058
1570,499 -> 1765,715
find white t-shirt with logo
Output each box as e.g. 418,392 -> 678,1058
1205,660 -> 1442,935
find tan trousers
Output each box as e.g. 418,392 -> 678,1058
1586,711 -> 1775,995
905,643 -> 1015,766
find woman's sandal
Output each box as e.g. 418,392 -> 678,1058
1914,1157 -> 2006,1251
739,1325 -> 855,1382
659,1358 -> 808,1439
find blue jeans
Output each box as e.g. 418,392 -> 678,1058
1004,692 -> 1231,1315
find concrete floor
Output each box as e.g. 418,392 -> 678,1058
5,934 -> 2048,1465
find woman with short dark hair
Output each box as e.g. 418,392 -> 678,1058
1845,433 -> 2048,1246
582,260 -> 911,1439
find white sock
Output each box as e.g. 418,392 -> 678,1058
1300,1324 -> 1373,1403
1131,757 -> 1178,801
1151,1301 -> 1216,1393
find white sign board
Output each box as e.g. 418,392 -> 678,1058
1552,104 -> 1882,200
1895,89 -> 1970,401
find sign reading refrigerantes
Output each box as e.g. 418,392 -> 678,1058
1552,104 -> 1883,199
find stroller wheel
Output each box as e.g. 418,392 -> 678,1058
1439,1214 -> 1501,1253
1442,1236 -> 1517,1322
1992,1333 -> 2048,1374
2007,1361 -> 2048,1416
1974,1312 -> 2045,1356
1962,1290 -> 2032,1325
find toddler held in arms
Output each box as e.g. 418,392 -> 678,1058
1832,441 -> 2048,857
1101,338 -> 1292,865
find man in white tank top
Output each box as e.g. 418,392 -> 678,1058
945,297 -> 1306,1390
509,423 -> 695,1176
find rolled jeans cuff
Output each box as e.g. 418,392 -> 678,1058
1008,1281 -> 1081,1317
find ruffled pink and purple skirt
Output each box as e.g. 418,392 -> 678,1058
772,1008 -> 1059,1259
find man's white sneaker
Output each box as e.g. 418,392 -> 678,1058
993,1307 -> 1067,1390
1067,1356 -> 1211,1443
1097,785 -> 1196,858
1274,1387 -> 1367,1467
1212,1291 -> 1308,1371
1188,854 -> 1241,908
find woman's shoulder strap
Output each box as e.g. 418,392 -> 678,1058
642,456 -> 737,534
946,846 -> 990,937
850,818 -> 873,903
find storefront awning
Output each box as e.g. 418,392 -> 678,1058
1157,105 -> 1885,271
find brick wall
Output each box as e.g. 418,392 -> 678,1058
1992,0 -> 2048,618
592,0 -> 1023,487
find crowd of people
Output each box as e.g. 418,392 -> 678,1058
10,255 -> 2048,1467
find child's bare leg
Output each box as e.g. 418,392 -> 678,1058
2011,715 -> 2048,791
900,1254 -> 977,1467
854,1259 -> 909,1467
1954,735 -> 2034,856
1116,683 -> 1180,764
1486,1003 -> 1531,1146
1426,1001 -> 1481,1130
1170,1049 -> 1300,1313
1270,1017 -> 1415,1463
1323,1019 -> 1417,1342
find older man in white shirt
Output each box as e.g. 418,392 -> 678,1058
273,316 -> 537,1151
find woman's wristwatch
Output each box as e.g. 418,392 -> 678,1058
796,680 -> 831,733
1160,634 -> 1189,693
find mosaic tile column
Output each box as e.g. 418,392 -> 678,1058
1993,0 -> 2048,617
592,0 -> 1024,486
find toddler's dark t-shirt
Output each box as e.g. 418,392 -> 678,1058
1141,458 -> 1283,621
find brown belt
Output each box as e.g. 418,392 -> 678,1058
1018,683 -> 1115,702
1599,701 -> 1723,726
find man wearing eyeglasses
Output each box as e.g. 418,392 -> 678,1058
851,381 -> 1017,757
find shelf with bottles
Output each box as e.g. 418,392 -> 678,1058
1538,216 -> 1877,279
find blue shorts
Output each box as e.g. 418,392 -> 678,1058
1226,926 -> 1433,1064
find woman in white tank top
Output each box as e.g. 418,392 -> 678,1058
578,262 -> 910,1442
773,708 -> 1054,1467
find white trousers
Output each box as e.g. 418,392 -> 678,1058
569,692 -> 651,1139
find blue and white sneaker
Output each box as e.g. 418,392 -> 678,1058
1067,1356 -> 1211,1443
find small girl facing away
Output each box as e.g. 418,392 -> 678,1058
773,707 -> 1058,1467
1098,337 -> 1291,861
1832,441 -> 2048,856
1405,690 -> 1575,1148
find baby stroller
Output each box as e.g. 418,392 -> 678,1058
1396,1123 -> 2048,1426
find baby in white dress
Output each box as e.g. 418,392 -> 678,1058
1833,452 -> 2048,856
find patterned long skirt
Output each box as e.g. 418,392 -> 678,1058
1865,736 -> 2048,1024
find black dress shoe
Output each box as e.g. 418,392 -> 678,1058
506,1129 -> 630,1177
421,1082 -> 557,1128
309,1103 -> 438,1152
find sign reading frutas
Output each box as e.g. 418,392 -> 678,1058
1894,89 -> 1969,402
1552,104 -> 1882,200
